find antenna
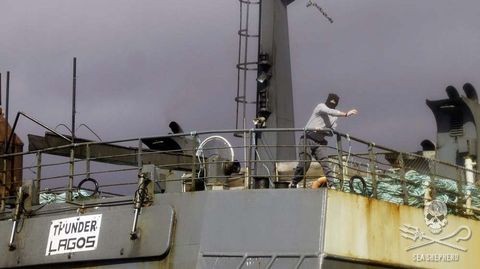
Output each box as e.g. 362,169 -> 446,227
306,0 -> 334,23
72,57 -> 77,143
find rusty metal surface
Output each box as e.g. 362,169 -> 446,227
3,187 -> 480,269
0,112 -> 23,211
324,190 -> 480,269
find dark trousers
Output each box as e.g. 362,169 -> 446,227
291,135 -> 333,185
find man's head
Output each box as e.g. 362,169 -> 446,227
326,93 -> 339,109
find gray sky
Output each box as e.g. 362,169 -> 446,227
1,0 -> 480,153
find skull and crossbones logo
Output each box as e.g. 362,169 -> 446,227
424,200 -> 448,234
400,200 -> 472,252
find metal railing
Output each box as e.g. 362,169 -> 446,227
0,128 -> 478,219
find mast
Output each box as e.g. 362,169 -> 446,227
255,0 -> 296,162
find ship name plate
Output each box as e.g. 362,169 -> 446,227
45,214 -> 102,256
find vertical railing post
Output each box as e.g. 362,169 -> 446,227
466,194 -> 473,215
424,181 -> 432,202
191,133 -> 197,192
456,166 -> 465,215
32,152 -> 42,205
368,144 -> 378,199
252,129 -> 258,181
247,129 -> 253,189
86,144 -> 91,179
137,139 -> 143,173
302,129 -> 307,188
430,159 -> 438,201
398,153 -> 408,205
335,133 -> 344,190
464,156 -> 475,215
243,129 -> 248,189
67,146 -> 74,202
424,158 -> 436,207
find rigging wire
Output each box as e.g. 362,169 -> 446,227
306,0 -> 334,23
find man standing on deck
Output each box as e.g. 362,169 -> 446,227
289,93 -> 358,188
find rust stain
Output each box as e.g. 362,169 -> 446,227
334,191 -> 409,265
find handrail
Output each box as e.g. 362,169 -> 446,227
0,128 -> 477,219
5,112 -> 71,153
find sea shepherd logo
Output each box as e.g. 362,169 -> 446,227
45,214 -> 102,256
400,200 -> 472,262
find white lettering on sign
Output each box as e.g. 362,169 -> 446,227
412,253 -> 460,262
45,214 -> 102,256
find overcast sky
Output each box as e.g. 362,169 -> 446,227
1,0 -> 480,153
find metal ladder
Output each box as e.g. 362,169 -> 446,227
234,0 -> 261,133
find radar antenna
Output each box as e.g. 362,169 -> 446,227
306,0 -> 334,23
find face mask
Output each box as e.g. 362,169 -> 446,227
326,94 -> 339,109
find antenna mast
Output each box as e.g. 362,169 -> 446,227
72,57 -> 77,143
